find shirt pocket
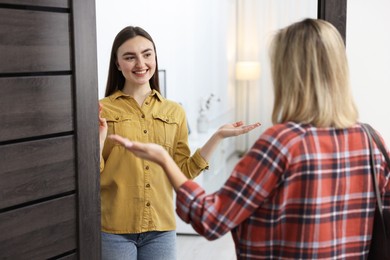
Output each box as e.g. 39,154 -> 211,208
152,113 -> 179,149
105,114 -> 138,139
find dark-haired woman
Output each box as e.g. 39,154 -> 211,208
98,26 -> 260,260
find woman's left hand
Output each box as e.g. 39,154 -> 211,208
216,121 -> 261,138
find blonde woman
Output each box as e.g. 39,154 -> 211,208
110,19 -> 390,259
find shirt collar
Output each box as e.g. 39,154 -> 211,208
109,89 -> 164,102
152,89 -> 164,102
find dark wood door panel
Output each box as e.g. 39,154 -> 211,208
71,0 -> 102,258
0,195 -> 76,259
0,136 -> 75,209
0,75 -> 73,142
57,253 -> 78,260
0,8 -> 71,73
0,0 -> 69,8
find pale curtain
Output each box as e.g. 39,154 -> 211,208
235,0 -> 318,151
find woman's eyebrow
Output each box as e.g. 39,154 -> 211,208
122,48 -> 153,56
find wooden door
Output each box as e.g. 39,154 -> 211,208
0,0 -> 100,259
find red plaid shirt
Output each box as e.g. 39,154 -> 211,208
176,122 -> 390,259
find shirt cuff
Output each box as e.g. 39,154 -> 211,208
192,148 -> 209,170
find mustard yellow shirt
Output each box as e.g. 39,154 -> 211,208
99,90 -> 209,234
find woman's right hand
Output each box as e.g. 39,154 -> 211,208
108,134 -> 168,165
99,103 -> 108,153
108,134 -> 188,190
216,121 -> 261,138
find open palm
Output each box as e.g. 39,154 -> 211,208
217,121 -> 261,138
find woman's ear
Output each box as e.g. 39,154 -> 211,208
115,61 -> 121,71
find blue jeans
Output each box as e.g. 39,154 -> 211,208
101,231 -> 177,260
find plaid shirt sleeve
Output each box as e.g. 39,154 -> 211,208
175,124 -> 290,240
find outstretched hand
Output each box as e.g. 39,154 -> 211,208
108,134 -> 168,166
216,121 -> 261,138
99,103 -> 108,146
109,134 -> 188,190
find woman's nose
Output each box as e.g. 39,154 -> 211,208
135,57 -> 145,67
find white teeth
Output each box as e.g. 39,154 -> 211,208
134,70 -> 147,74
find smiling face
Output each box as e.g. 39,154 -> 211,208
116,36 -> 156,88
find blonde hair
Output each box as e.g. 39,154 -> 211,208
270,18 -> 358,128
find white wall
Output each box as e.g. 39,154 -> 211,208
95,0 -> 237,135
347,0 -> 390,145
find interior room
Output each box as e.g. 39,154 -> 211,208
1,0 -> 389,259
94,0 -> 390,258
95,1 -> 317,256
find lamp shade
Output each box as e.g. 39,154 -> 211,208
235,61 -> 261,80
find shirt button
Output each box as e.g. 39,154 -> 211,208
115,116 -> 119,120
144,130 -> 147,134
145,102 -> 149,105
146,202 -> 150,207
141,114 -> 145,118
166,119 -> 170,122
145,166 -> 149,170
146,183 -> 150,188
